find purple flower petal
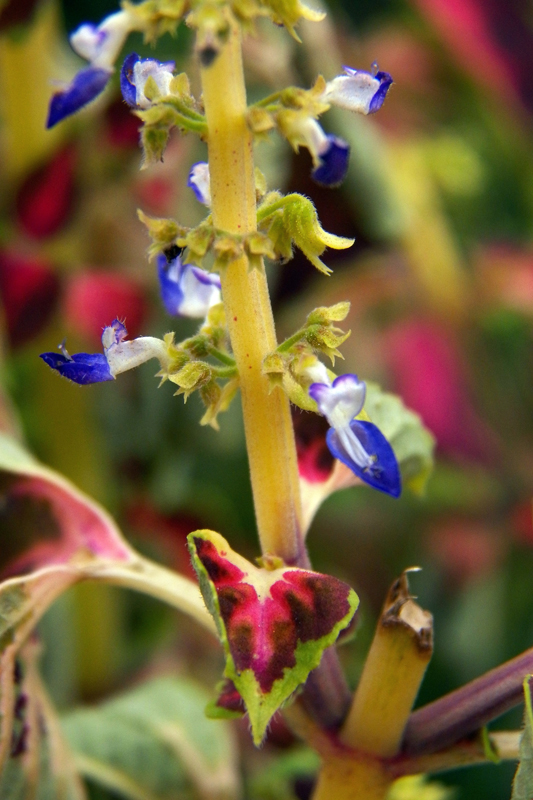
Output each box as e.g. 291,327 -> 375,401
46,66 -> 111,128
327,420 -> 401,497
120,54 -> 175,109
157,253 -> 185,315
312,136 -> 350,188
190,267 -> 221,289
40,351 -> 113,384
187,162 -> 211,206
120,52 -> 140,107
368,71 -> 393,113
102,318 -> 128,349
157,253 -> 220,317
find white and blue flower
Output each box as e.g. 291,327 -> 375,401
157,252 -> 221,318
187,162 -> 211,206
40,319 -> 170,384
47,10 -> 135,128
323,65 -> 393,115
120,53 -> 176,109
308,371 -> 401,497
299,118 -> 350,188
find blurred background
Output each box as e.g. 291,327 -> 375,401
1,0 -> 533,797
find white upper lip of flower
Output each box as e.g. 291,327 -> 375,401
322,67 -> 390,115
70,10 -> 134,71
309,372 -> 374,469
133,59 -> 175,108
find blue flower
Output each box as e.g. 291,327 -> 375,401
311,135 -> 350,188
323,65 -> 393,115
40,319 -> 170,384
297,118 -> 351,188
47,67 -> 112,129
47,10 -> 135,128
309,373 -> 401,497
187,162 -> 211,206
120,53 -> 175,109
157,252 -> 221,318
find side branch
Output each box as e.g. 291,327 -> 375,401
402,646 -> 533,755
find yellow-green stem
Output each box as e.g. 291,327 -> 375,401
312,757 -> 391,800
341,572 -> 432,757
199,25 -> 304,564
312,572 -> 433,800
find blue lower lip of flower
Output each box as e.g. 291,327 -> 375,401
326,420 -> 401,497
40,352 -> 114,384
120,53 -> 140,107
47,67 -> 111,129
157,254 -> 185,315
368,71 -> 393,114
312,137 -> 350,188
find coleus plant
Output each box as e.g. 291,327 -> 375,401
1,0 -> 532,798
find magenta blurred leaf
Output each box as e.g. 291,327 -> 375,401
188,529 -> 358,744
386,319 -> 496,462
63,271 -> 146,345
412,0 -> 533,113
15,145 -> 77,240
0,250 -> 60,349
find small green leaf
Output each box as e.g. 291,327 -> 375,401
511,676 -> 533,800
62,677 -> 240,800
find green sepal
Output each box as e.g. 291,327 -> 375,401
137,210 -> 185,258
122,0 -> 187,43
258,0 -> 325,40
169,361 -> 213,400
257,192 -> 353,275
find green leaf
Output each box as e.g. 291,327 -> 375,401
0,642 -> 86,800
62,677 -> 240,800
188,530 -> 358,745
364,382 -> 435,494
0,431 -> 214,774
511,676 -> 533,800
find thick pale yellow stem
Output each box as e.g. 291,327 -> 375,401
313,758 -> 391,800
312,572 -> 433,800
200,26 -> 304,563
341,571 -> 433,757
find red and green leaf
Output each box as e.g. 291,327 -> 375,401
188,529 -> 359,744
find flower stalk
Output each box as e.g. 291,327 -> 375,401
199,23 -> 305,566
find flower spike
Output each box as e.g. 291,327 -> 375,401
309,373 -> 401,497
120,53 -> 176,109
323,65 -> 393,115
157,252 -> 221,318
40,319 -> 171,384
